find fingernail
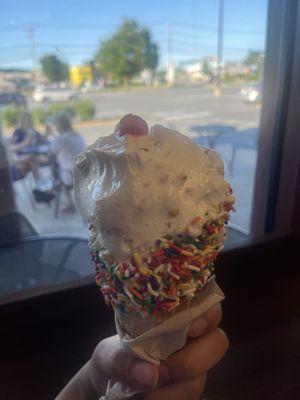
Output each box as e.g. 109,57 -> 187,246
188,317 -> 207,337
158,364 -> 171,385
130,361 -> 158,388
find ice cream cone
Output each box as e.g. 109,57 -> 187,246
74,116 -> 235,400
115,276 -> 224,365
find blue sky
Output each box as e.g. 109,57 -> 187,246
0,0 -> 268,70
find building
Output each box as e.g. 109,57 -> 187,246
177,57 -> 218,83
0,69 -> 35,91
186,61 -> 203,81
70,65 -> 93,87
224,61 -> 247,76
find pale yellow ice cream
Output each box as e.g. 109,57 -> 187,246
74,124 -> 234,261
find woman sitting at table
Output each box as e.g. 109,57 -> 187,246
52,113 -> 85,212
9,112 -> 46,186
9,112 -> 53,188
10,112 -> 43,155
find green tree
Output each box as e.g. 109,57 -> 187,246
40,54 -> 69,83
95,19 -> 159,85
243,50 -> 264,80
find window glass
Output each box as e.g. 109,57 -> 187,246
0,0 -> 268,295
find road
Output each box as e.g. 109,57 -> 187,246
29,84 -> 260,137
25,85 -> 261,234
100,85 -> 259,130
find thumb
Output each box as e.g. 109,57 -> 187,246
90,335 -> 159,393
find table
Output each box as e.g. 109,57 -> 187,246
190,124 -> 236,148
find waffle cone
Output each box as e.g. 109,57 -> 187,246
115,276 -> 224,364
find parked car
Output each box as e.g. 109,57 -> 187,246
0,91 -> 27,107
239,81 -> 263,103
32,86 -> 79,102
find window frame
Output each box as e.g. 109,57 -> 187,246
0,0 -> 300,305
251,0 -> 300,236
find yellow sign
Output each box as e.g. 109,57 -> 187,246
70,65 -> 93,86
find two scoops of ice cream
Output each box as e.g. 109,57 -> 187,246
74,114 -> 235,340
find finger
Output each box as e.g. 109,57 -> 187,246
166,328 -> 229,381
115,114 -> 149,137
142,373 -> 207,400
188,303 -> 222,337
205,303 -> 222,333
90,335 -> 159,393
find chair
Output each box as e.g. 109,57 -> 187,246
0,235 -> 92,297
192,128 -> 258,176
49,154 -> 74,219
191,124 -> 236,148
215,128 -> 258,175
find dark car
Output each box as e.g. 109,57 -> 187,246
0,92 -> 27,107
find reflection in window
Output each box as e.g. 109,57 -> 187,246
1,1 -> 267,267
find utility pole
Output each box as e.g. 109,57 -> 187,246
215,0 -> 224,96
166,24 -> 175,86
26,25 -> 40,84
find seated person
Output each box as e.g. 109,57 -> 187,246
10,112 -> 42,155
52,113 -> 85,212
10,112 -> 49,189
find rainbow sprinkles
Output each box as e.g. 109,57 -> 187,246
90,194 -> 234,318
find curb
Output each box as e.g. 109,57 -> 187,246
2,118 -> 119,135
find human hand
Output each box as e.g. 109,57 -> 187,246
86,303 -> 228,400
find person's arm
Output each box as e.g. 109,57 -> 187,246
10,133 -> 32,153
51,137 -> 61,156
55,304 -> 228,400
44,125 -> 55,141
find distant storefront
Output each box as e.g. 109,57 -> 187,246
70,65 -> 93,87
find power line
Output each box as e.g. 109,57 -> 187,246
152,21 -> 264,35
0,23 -> 114,32
0,22 -> 264,36
0,60 -> 31,67
0,44 -> 29,50
35,43 -> 97,50
0,15 -> 265,70
0,39 -> 260,53
0,41 -> 261,54
165,40 -> 252,52
0,43 -> 98,50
